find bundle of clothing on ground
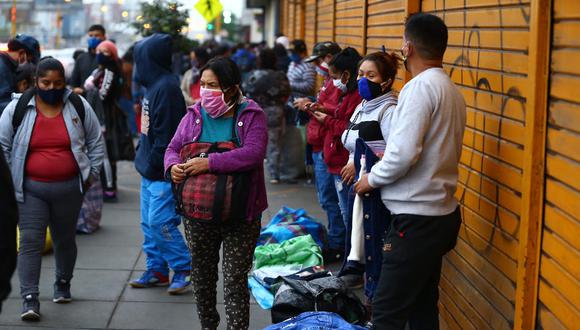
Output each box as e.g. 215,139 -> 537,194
250,207 -> 368,328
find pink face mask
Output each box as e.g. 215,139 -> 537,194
200,87 -> 231,118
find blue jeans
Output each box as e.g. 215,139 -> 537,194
333,174 -> 351,227
312,151 -> 345,250
140,177 -> 190,273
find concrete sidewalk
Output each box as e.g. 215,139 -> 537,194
0,161 -> 327,330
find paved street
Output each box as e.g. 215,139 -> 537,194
0,161 -> 327,330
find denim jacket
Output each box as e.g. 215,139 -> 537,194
0,90 -> 104,202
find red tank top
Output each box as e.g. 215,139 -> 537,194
25,110 -> 79,182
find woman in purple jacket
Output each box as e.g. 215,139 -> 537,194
164,57 -> 267,330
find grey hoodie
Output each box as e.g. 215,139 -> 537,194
0,90 -> 104,202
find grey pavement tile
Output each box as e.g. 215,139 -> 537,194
0,298 -> 114,329
107,301 -> 198,330
41,246 -> 141,271
108,302 -> 271,330
99,208 -> 141,227
9,269 -> 130,302
77,226 -> 143,247
121,270 -> 259,306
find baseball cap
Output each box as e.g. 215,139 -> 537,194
8,34 -> 41,62
304,41 -> 341,63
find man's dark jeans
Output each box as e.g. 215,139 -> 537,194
372,207 -> 462,330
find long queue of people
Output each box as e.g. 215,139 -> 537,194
0,12 -> 466,330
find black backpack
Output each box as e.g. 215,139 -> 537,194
12,89 -> 85,133
271,275 -> 368,325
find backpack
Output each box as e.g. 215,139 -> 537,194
271,275 -> 368,325
12,89 -> 85,133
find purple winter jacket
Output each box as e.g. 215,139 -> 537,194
164,99 -> 268,221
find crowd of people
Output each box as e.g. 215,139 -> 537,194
0,12 -> 466,330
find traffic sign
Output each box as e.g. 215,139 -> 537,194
194,0 -> 223,23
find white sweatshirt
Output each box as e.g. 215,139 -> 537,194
368,68 -> 466,216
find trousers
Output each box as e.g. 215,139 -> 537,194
372,207 -> 462,330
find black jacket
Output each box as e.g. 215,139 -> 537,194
0,151 -> 17,313
0,52 -> 17,114
70,51 -> 98,89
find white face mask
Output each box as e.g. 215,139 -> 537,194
332,78 -> 347,93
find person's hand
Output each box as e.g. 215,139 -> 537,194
293,97 -> 311,110
341,162 -> 356,185
311,110 -> 328,123
354,174 -> 374,194
73,87 -> 84,95
171,164 -> 187,184
182,158 -> 210,176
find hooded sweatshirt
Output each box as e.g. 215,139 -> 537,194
164,100 -> 268,220
134,34 -> 186,181
0,52 -> 17,113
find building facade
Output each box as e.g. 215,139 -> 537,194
278,0 -> 579,329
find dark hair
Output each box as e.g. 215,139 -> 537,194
273,43 -> 287,57
404,13 -> 448,60
122,46 -> 134,63
200,57 -> 242,104
36,57 -> 65,79
291,39 -> 307,54
88,24 -> 106,35
73,49 -> 86,61
329,47 -> 362,92
16,63 -> 35,85
192,47 -> 210,67
359,52 -> 400,91
258,48 -> 277,70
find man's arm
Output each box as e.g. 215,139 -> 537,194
368,81 -> 434,188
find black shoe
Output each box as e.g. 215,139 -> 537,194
339,273 -> 364,289
21,294 -> 40,321
323,248 -> 344,264
103,190 -> 118,203
53,279 -> 72,303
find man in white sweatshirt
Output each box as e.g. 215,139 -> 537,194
355,13 -> 466,329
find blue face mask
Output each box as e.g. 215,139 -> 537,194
289,52 -> 301,63
37,87 -> 65,105
88,37 -> 102,50
357,77 -> 383,101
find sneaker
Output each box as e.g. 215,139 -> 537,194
339,273 -> 364,289
21,294 -> 40,321
269,178 -> 280,184
323,248 -> 344,264
53,279 -> 72,303
129,270 -> 169,288
167,271 -> 191,295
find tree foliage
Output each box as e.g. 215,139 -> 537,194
132,0 -> 193,52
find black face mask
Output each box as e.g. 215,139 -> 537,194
37,87 -> 65,105
97,53 -> 115,67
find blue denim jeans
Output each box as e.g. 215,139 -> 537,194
312,151 -> 345,250
140,177 -> 190,273
333,174 -> 351,227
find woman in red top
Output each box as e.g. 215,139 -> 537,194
0,58 -> 104,321
311,47 -> 363,250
